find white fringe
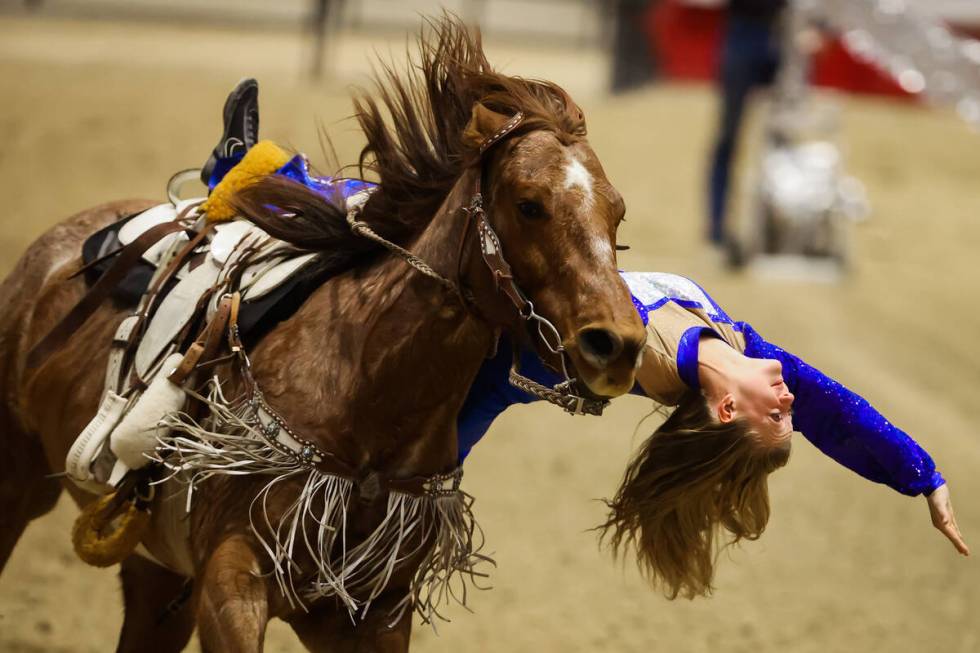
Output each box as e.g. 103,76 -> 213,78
152,380 -> 492,625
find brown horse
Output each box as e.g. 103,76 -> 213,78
0,18 -> 645,652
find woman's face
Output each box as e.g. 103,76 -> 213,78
729,358 -> 795,447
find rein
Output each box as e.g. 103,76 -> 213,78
344,111 -> 608,416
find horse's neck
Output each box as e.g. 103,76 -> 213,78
250,171 -> 494,477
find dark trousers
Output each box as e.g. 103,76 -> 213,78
611,0 -> 656,94
707,16 -> 781,243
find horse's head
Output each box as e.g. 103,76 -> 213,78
463,103 -> 646,398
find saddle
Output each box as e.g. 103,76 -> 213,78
64,186 -> 329,494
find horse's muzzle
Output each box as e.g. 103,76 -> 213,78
571,322 -> 646,397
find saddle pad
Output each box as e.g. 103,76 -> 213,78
117,203 -> 189,267
235,271 -> 317,345
243,252 -> 319,301
82,208 -> 325,347
81,214 -> 156,306
117,203 -> 176,244
204,223 -> 277,320
175,197 -> 205,217
210,220 -> 257,265
134,256 -> 222,378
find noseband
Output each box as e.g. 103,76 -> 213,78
345,111 -> 608,416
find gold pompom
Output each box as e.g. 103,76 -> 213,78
201,140 -> 291,222
72,492 -> 151,567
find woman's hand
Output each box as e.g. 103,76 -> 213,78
927,484 -> 970,556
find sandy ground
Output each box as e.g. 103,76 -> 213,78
1,13 -> 979,653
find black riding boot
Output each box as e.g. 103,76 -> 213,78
200,78 -> 260,187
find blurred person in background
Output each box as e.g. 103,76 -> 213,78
611,0 -> 658,93
310,0 -> 347,78
707,0 -> 785,246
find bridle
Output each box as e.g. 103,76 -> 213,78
345,110 -> 608,416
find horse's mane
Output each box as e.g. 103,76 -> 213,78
231,14 -> 586,279
354,14 -> 586,230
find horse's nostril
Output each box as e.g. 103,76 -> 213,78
578,328 -> 623,363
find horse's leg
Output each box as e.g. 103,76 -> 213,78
116,555 -> 196,653
196,534 -> 270,653
0,421 -> 62,573
0,200 -> 155,572
285,590 -> 414,653
0,304 -> 62,573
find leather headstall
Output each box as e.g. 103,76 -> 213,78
460,111 -> 608,416
464,111 -> 532,320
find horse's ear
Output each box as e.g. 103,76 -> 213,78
462,103 -> 514,151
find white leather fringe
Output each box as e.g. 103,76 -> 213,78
152,380 -> 492,626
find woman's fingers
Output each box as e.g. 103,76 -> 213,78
940,517 -> 970,556
928,485 -> 970,556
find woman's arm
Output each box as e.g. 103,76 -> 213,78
739,324 -> 968,554
740,323 -> 944,497
456,339 -> 560,461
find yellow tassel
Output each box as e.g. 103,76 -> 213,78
202,140 -> 291,223
72,492 -> 151,567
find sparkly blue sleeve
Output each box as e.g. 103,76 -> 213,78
456,341 -> 560,463
740,324 -> 945,497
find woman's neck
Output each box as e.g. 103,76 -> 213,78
697,334 -> 748,400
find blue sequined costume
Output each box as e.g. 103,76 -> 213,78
458,272 -> 944,498
213,156 -> 943,499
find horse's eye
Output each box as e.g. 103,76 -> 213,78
516,200 -> 546,220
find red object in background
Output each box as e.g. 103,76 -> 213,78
810,39 -> 908,97
647,2 -> 724,81
645,0 -> 913,97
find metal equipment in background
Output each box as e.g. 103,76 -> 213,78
730,0 -> 868,272
731,0 -> 979,273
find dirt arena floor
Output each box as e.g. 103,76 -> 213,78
1,13 -> 979,653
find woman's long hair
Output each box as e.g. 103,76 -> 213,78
598,390 -> 791,599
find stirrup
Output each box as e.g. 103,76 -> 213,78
200,77 -> 260,187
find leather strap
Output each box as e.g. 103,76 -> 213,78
455,111 -> 528,320
167,293 -> 235,386
478,111 -> 524,155
387,467 -> 462,498
142,223 -> 215,308
27,221 -> 188,369
104,315 -> 141,398
227,291 -> 241,352
468,111 -> 533,318
199,293 -> 234,367
166,342 -> 204,388
129,224 -> 217,374
474,208 -> 531,317
135,200 -> 205,315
